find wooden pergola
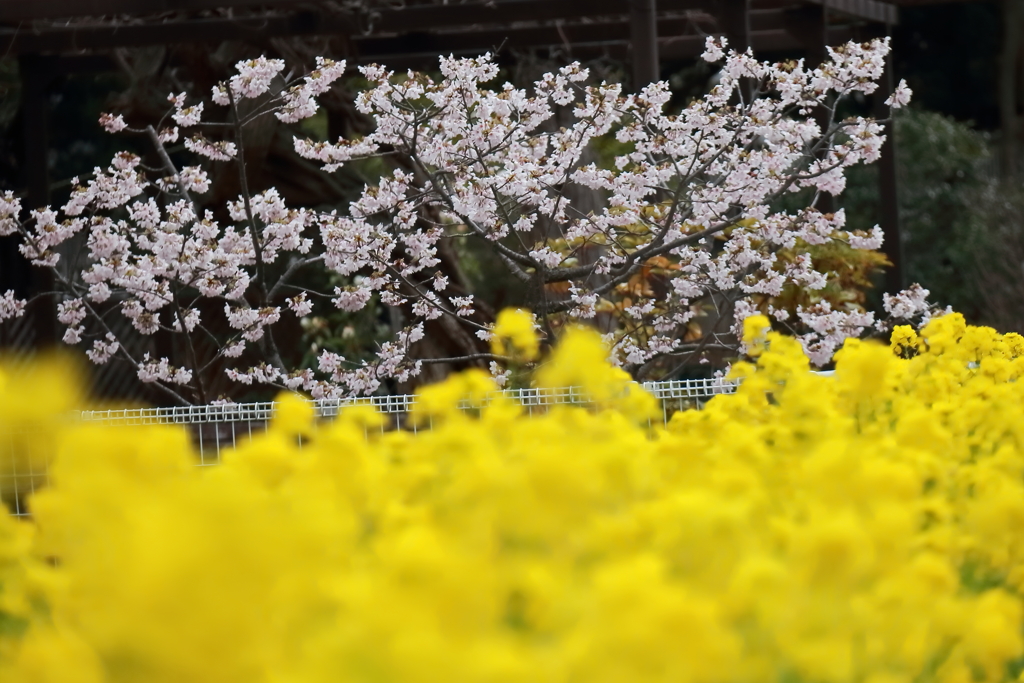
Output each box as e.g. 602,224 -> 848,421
0,0 -> 904,349
0,0 -> 899,79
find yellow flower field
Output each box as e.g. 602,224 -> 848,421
2,313 -> 1024,683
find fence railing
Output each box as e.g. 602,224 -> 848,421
2,377 -> 740,518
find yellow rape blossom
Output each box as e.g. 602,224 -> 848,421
0,354 -> 84,509
3,311 -> 1024,683
742,313 -> 772,357
890,324 -> 922,358
534,325 -> 658,422
490,308 -> 540,361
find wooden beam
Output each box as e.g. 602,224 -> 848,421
0,0 -> 308,22
0,0 -> 887,64
369,0 -> 708,33
0,4 -> 824,57
0,0 -> 896,35
366,26 -> 855,68
755,0 -> 898,24
0,0 -> 708,24
749,8 -> 790,30
351,16 -> 715,60
0,9 -> 857,64
0,0 -> 711,55
0,10 -> 354,53
805,0 -> 897,24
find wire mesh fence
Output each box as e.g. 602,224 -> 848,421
2,377 -> 739,518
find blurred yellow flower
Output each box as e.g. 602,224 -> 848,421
490,308 -> 539,361
1,311 -> 1024,683
742,314 -> 772,357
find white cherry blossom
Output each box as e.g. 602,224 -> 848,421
99,112 -> 128,133
0,290 -> 26,322
0,40 -> 928,402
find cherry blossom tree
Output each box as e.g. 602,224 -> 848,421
0,38 -> 925,404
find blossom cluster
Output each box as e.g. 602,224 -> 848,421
294,38 -> 921,374
0,40 -> 921,402
3,311 -> 1024,683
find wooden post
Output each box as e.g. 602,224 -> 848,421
787,4 -> 834,213
630,0 -> 659,90
717,0 -> 750,52
874,38 -> 903,294
811,6 -> 835,214
1000,0 -> 1021,178
17,54 -> 57,347
20,57 -> 50,212
0,239 -> 28,349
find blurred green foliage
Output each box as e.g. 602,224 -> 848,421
843,108 -> 995,321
